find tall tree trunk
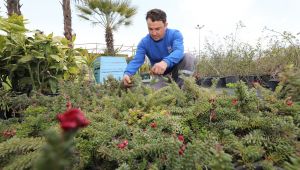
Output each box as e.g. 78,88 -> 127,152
105,27 -> 115,55
6,0 -> 22,16
62,0 -> 73,48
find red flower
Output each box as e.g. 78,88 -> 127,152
118,143 -> 126,149
286,100 -> 293,106
179,149 -> 184,155
118,140 -> 129,150
178,143 -> 187,156
150,122 -> 157,128
123,140 -> 128,146
57,108 -> 90,131
178,135 -> 184,143
2,129 -> 16,138
232,99 -> 238,106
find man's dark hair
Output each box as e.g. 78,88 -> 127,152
146,9 -> 167,23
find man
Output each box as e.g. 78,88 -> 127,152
123,8 -> 195,88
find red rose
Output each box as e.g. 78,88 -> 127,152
150,122 -> 157,128
57,108 -> 90,131
178,135 -> 184,142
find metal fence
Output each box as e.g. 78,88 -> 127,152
74,42 -> 198,58
74,43 -> 137,57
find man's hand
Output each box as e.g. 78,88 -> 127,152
123,74 -> 133,87
151,61 -> 168,75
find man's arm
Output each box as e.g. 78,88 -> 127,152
124,41 -> 146,76
123,41 -> 146,87
162,30 -> 184,68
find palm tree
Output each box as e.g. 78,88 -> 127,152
61,0 -> 84,47
77,0 -> 137,55
62,0 -> 72,43
5,0 -> 22,16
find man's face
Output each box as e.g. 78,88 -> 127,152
147,18 -> 167,41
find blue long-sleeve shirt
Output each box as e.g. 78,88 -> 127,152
124,28 -> 184,76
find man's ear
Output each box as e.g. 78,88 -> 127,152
164,22 -> 168,28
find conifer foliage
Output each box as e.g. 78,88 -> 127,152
0,72 -> 299,169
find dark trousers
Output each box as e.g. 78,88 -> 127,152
164,53 -> 196,85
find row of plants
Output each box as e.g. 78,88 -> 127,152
0,65 -> 299,169
196,74 -> 280,92
196,27 -> 300,82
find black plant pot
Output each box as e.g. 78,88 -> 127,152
201,77 -> 213,87
196,78 -> 203,86
42,92 -> 60,97
0,109 -> 22,120
267,79 -> 279,91
234,162 -> 283,170
216,77 -> 226,88
240,75 -> 257,86
258,74 -> 270,87
225,75 -> 239,84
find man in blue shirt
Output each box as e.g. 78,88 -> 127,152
123,8 -> 195,88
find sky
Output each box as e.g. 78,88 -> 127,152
0,0 -> 299,54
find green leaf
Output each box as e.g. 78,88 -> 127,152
48,78 -> 58,93
2,77 -> 12,91
68,66 -> 79,74
61,38 -> 69,46
35,55 -> 45,59
0,35 -> 6,52
18,55 -> 33,63
50,55 -> 61,62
